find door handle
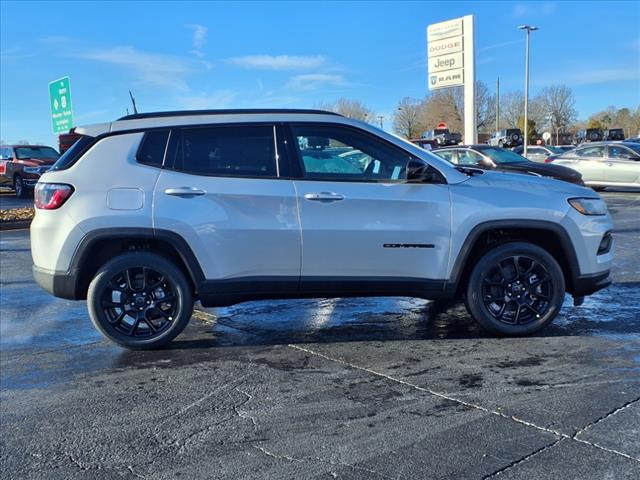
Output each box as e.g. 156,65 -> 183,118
164,187 -> 206,198
304,192 -> 345,203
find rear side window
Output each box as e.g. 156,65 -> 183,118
137,130 -> 169,167
169,125 -> 276,177
49,135 -> 94,171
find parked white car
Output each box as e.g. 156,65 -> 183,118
31,109 -> 614,349
551,142 -> 640,190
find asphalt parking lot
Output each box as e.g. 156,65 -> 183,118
0,189 -> 33,210
1,191 -> 639,479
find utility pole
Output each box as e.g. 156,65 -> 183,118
518,25 -> 538,157
496,77 -> 500,133
377,115 -> 384,129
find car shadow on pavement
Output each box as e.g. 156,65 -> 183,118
107,281 -> 640,369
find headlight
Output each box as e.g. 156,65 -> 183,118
568,197 -> 608,216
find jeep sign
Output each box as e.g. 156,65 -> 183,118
429,52 -> 463,73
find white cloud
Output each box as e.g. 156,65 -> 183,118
75,46 -> 194,91
477,39 -> 523,53
229,54 -> 326,70
513,1 -> 556,17
568,68 -> 640,86
286,73 -> 345,91
185,24 -> 207,57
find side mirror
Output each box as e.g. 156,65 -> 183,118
407,159 -> 439,183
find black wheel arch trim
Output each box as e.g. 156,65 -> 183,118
61,227 -> 205,299
446,219 -> 581,293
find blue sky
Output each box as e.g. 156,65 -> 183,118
1,0 -> 639,146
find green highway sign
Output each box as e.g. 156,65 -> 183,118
49,76 -> 74,134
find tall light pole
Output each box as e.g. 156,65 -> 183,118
518,25 -> 538,157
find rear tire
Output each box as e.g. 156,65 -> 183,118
87,252 -> 194,349
14,176 -> 27,198
464,242 -> 565,336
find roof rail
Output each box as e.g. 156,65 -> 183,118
117,108 -> 342,121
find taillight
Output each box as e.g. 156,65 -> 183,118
34,183 -> 74,210
0,161 -> 6,175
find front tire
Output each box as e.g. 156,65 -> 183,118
464,242 -> 565,336
87,252 -> 194,349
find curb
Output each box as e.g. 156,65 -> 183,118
0,220 -> 32,231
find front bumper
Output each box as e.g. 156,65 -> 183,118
572,270 -> 612,296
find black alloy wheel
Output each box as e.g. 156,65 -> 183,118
465,242 -> 565,336
101,266 -> 177,338
87,252 -> 193,349
480,255 -> 552,325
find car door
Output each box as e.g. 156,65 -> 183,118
556,145 -> 605,183
153,124 -> 301,282
288,123 -> 451,283
606,145 -> 640,185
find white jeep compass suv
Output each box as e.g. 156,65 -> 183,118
31,109 -> 614,349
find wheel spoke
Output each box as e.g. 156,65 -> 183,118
145,317 -> 158,332
125,269 -> 135,291
512,256 -> 521,276
154,306 -> 172,320
514,304 -> 522,324
149,276 -> 165,290
156,294 -> 175,303
129,315 -> 143,335
108,310 -> 127,325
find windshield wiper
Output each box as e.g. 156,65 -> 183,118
454,166 -> 485,176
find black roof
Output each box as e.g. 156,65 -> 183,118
118,109 -> 341,121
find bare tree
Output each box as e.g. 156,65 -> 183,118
317,98 -> 374,122
538,85 -> 577,140
393,97 -> 425,138
420,81 -> 495,134
500,90 -> 545,131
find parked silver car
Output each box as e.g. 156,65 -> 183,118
551,142 -> 640,190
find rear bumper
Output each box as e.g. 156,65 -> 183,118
572,270 -> 612,297
32,265 -> 80,300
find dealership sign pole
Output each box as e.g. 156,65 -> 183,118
49,76 -> 74,134
427,15 -> 476,144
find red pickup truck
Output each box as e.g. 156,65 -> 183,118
0,144 -> 60,197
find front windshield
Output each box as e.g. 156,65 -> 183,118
625,143 -> 640,154
15,146 -> 59,160
482,147 -> 528,164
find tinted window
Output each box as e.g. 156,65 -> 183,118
609,145 -> 639,160
576,146 -> 605,158
15,146 -> 59,160
49,135 -> 94,171
171,125 -> 276,177
482,148 -> 528,164
291,125 -> 411,181
137,130 -> 169,167
435,150 -> 455,162
457,150 -> 484,166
